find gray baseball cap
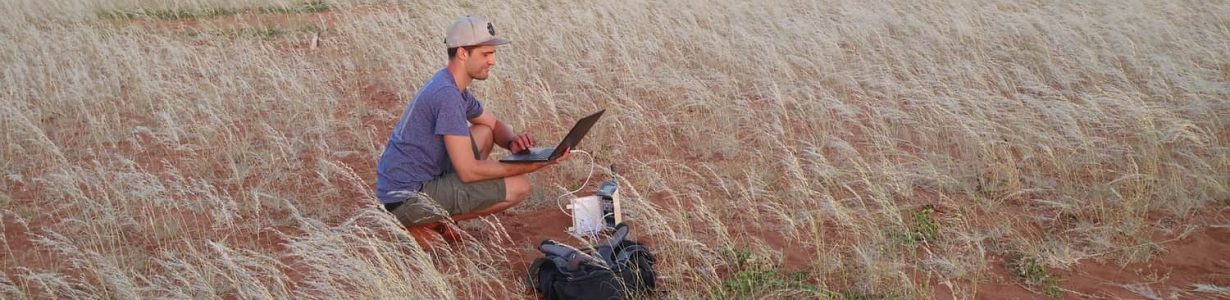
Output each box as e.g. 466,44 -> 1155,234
445,16 -> 511,48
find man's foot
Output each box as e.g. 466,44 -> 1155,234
434,221 -> 465,242
408,225 -> 443,250
408,221 -> 465,247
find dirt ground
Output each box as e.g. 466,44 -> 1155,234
5,5 -> 1228,300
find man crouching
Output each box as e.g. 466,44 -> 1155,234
375,16 -> 569,245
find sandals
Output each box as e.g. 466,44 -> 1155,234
433,220 -> 465,242
408,220 -> 466,247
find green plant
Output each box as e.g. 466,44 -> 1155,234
1012,256 -> 1063,299
910,207 -> 940,242
883,208 -> 941,248
714,269 -> 833,299
713,248 -> 832,298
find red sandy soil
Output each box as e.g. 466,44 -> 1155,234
486,198 -> 1230,300
948,208 -> 1230,299
5,6 -> 1228,300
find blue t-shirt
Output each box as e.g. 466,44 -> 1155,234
375,69 -> 484,203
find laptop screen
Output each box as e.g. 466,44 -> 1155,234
548,109 -> 605,158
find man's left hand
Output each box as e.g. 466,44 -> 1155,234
509,133 -> 536,154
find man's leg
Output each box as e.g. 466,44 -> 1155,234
470,124 -> 494,160
450,174 -> 531,222
412,173 -> 525,243
452,122 -> 532,220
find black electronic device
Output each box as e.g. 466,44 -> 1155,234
597,165 -> 620,230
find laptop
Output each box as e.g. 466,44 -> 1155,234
500,109 -> 605,163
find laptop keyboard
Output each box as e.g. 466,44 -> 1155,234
527,150 -> 551,160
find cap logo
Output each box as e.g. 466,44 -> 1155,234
487,23 -> 496,36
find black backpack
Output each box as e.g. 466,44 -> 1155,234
527,223 -> 657,299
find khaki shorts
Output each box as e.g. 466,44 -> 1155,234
389,138 -> 506,226
388,173 -> 507,226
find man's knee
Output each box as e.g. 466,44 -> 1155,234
470,124 -> 493,143
470,124 -> 494,158
504,174 -> 531,203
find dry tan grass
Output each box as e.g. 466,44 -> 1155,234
2,0 -> 1228,298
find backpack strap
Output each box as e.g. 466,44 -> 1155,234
539,240 -> 597,275
616,242 -> 656,265
615,241 -> 657,292
538,240 -> 574,258
526,257 -> 553,296
595,223 -> 630,268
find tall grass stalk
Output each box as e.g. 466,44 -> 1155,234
2,0 -> 1227,298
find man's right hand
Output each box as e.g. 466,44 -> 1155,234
509,133 -> 536,154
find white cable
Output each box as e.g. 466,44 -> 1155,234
555,149 -> 596,217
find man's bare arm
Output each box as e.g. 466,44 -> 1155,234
444,135 -> 559,182
470,111 -> 516,149
471,111 -> 537,153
